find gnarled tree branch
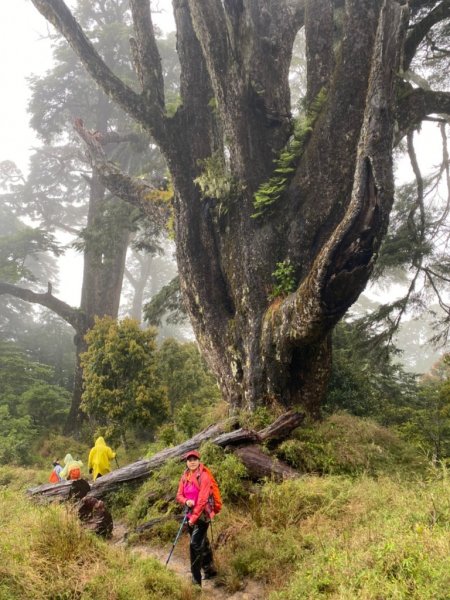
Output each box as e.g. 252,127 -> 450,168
396,88 -> 450,139
0,281 -> 86,332
31,0 -> 167,146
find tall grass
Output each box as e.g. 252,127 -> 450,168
213,474 -> 450,598
0,489 -> 193,600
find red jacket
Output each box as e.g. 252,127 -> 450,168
176,463 -> 213,525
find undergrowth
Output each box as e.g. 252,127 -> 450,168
0,489 -> 192,600
4,415 -> 449,599
276,413 -> 426,476
213,474 -> 450,598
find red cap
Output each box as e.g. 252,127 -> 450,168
182,450 -> 200,460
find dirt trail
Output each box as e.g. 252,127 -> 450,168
111,523 -> 264,600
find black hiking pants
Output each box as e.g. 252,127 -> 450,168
188,519 -> 214,586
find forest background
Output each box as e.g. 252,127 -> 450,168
0,1 -> 450,598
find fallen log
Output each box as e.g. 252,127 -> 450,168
259,410 -> 305,442
27,411 -> 304,500
28,478 -> 90,502
234,445 -> 299,481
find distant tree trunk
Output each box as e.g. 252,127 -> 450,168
126,252 -> 153,322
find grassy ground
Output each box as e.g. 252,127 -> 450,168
211,472 -> 450,598
2,415 -> 450,599
0,478 -> 193,600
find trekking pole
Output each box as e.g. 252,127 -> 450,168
165,510 -> 188,566
209,520 -> 214,546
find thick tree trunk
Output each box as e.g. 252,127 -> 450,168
65,96 -> 132,431
31,0 -> 450,416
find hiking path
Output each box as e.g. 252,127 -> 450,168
111,522 -> 264,600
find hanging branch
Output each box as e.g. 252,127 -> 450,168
406,131 -> 426,263
73,118 -> 171,232
129,0 -> 165,108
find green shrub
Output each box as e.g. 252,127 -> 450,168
277,413 -> 425,476
198,442 -> 248,501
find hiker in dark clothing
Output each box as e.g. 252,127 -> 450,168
176,450 -> 218,586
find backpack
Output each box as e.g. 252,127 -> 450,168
68,466 -> 81,480
201,465 -> 222,516
49,469 -> 60,483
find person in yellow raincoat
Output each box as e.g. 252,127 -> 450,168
88,437 -> 116,480
59,454 -> 83,480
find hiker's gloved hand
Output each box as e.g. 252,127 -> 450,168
185,499 -> 194,508
89,468 -> 93,474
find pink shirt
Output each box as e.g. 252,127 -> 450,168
183,480 -> 199,506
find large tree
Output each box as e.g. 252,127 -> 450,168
31,0 -> 450,415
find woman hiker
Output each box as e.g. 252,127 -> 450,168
176,449 -> 218,587
88,436 -> 116,481
59,453 -> 83,480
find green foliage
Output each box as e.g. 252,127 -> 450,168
14,312 -> 76,390
277,413 -> 424,476
72,198 -> 141,258
0,342 -> 71,464
194,151 -> 239,213
22,383 -> 70,429
80,317 -> 169,442
325,321 -> 418,421
0,408 -> 35,465
155,338 -> 221,437
199,442 -> 248,502
269,259 -> 296,300
125,458 -> 182,532
143,276 -> 186,326
253,88 -> 327,217
400,355 -> 450,461
0,219 -> 61,283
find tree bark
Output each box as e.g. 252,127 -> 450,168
31,0 -> 450,415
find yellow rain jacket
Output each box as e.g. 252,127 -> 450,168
59,454 -> 83,480
88,437 -> 116,480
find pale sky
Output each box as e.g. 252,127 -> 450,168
0,1 -> 53,171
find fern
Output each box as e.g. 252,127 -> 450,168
269,259 -> 296,300
194,151 -> 240,215
253,88 -> 327,218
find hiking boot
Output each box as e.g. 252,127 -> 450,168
203,568 -> 218,580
